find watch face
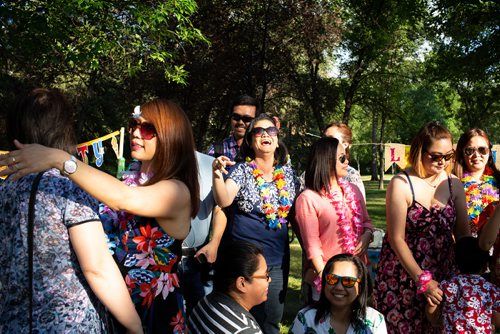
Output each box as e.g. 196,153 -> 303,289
65,160 -> 77,174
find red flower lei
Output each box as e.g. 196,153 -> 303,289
323,178 -> 363,253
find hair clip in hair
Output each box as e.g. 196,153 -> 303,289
272,116 -> 281,129
132,105 -> 142,119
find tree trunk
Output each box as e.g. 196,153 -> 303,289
378,112 -> 386,190
371,109 -> 379,181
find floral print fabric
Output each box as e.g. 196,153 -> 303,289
0,169 -> 107,333
100,162 -> 186,334
289,306 -> 387,334
373,174 -> 457,334
441,274 -> 500,333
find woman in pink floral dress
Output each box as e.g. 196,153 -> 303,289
373,122 -> 470,333
2,99 -> 199,334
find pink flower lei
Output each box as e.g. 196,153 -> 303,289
323,178 -> 363,253
122,160 -> 153,187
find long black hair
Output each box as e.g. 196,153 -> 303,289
304,137 -> 341,193
314,254 -> 371,331
239,113 -> 288,165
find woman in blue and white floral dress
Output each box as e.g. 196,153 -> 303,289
212,113 -> 299,334
2,99 -> 199,334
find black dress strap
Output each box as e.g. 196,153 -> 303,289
402,170 -> 416,203
447,175 -> 453,194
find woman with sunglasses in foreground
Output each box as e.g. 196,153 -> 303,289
373,121 -> 470,334
0,99 -> 200,333
294,137 -> 373,305
453,128 -> 499,237
212,113 -> 299,334
189,240 -> 267,333
290,253 -> 387,334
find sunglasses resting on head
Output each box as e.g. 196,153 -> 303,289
129,119 -> 157,140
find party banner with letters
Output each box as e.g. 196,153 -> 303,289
384,144 -> 500,172
0,130 -> 123,179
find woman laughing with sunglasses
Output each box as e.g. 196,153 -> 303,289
454,128 -> 499,237
0,99 -> 200,334
373,121 -> 470,334
294,137 -> 374,305
290,254 -> 387,334
212,113 -> 299,334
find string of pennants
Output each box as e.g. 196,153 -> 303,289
2,137 -> 499,178
1,128 -> 126,179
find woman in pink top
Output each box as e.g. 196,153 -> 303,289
294,137 -> 373,304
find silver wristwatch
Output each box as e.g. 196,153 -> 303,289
62,155 -> 78,176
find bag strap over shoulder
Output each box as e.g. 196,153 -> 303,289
28,172 -> 44,333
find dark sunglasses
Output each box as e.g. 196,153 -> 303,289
464,146 -> 489,156
338,154 -> 347,164
252,126 -> 279,137
326,274 -> 360,288
425,150 -> 455,162
249,272 -> 271,282
128,119 -> 157,140
231,113 -> 255,123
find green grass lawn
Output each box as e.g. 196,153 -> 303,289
280,178 -> 390,333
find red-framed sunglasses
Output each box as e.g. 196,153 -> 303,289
128,119 -> 157,140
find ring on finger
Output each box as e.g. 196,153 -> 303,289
12,157 -> 16,163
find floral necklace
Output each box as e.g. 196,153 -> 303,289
462,166 -> 499,232
323,178 -> 363,253
247,157 -> 291,229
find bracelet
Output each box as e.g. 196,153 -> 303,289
417,270 -> 432,294
313,274 -> 322,294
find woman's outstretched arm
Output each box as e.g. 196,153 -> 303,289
0,142 -> 191,239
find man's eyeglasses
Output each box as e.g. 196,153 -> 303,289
129,119 -> 157,140
231,113 -> 255,123
464,146 -> 489,156
249,272 -> 271,282
424,150 -> 455,163
325,274 -> 360,288
338,154 -> 347,164
252,126 -> 279,137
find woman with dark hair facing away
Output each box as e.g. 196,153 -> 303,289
212,113 -> 299,334
290,253 -> 387,333
295,137 -> 373,304
453,128 -> 499,236
1,98 -> 200,333
0,88 -> 142,333
188,240 -> 267,333
426,236 -> 500,332
373,121 -> 470,333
